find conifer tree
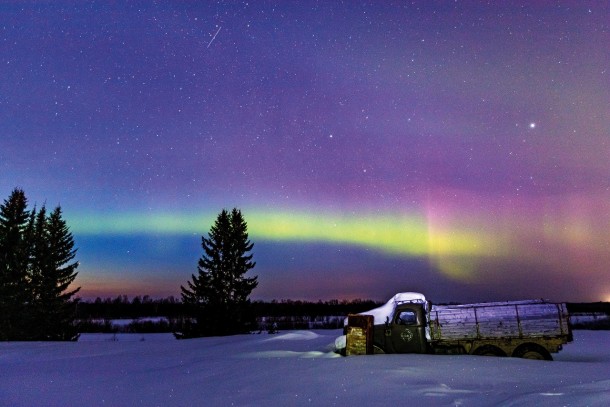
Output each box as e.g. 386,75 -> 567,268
0,189 -> 80,340
27,205 -> 48,338
179,208 -> 258,337
30,206 -> 81,340
227,209 -> 258,326
0,189 -> 32,340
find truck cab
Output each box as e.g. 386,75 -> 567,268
373,303 -> 428,354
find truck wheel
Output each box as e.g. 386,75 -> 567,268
472,345 -> 506,357
512,344 -> 553,361
472,345 -> 507,357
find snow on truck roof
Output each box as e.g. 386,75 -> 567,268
359,292 -> 427,326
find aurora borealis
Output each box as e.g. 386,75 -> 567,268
2,2 -> 609,302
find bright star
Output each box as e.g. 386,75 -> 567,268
529,122 -> 536,129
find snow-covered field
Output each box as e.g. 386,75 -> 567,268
1,330 -> 609,406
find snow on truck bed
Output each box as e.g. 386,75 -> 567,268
1,330 -> 610,406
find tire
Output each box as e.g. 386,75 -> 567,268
472,345 -> 507,357
512,343 -> 553,361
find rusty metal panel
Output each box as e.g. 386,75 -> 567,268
346,314 -> 373,355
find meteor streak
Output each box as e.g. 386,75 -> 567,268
207,26 -> 221,48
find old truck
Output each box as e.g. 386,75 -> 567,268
336,292 -> 572,360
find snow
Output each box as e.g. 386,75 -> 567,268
107,317 -> 170,327
1,330 -> 609,406
354,291 -> 427,326
570,313 -> 610,325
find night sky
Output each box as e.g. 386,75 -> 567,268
2,1 -> 609,302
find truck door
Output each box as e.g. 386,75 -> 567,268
390,305 -> 427,353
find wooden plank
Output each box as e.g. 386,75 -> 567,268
346,314 -> 374,355
430,301 -> 568,341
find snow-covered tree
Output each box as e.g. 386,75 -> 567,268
179,208 -> 258,337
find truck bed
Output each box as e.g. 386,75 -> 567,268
428,300 -> 571,342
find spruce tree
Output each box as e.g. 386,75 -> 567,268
0,189 -> 80,341
0,189 -> 32,340
30,206 -> 80,340
227,208 -> 257,327
179,208 -> 258,337
27,205 -> 48,339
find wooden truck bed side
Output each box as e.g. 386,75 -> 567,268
429,300 -> 571,342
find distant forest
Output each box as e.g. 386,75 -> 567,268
565,302 -> 610,314
73,296 -> 610,333
75,296 -> 384,333
566,302 -> 610,330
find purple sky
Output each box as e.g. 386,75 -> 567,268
2,1 -> 609,302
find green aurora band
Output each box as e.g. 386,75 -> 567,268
70,209 -> 503,281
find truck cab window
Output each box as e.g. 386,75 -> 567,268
397,310 -> 417,325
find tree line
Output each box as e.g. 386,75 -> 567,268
0,189 -> 80,340
76,296 -> 382,320
75,296 -> 383,333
